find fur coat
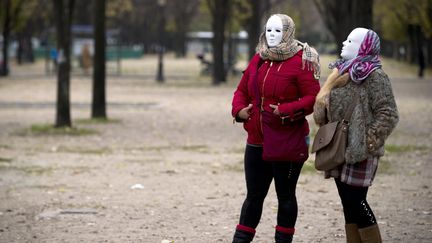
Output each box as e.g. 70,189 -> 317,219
313,68 -> 399,164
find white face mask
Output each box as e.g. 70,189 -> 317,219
265,15 -> 283,47
340,28 -> 369,60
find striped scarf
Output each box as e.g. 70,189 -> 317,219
256,14 -> 320,79
329,30 -> 382,83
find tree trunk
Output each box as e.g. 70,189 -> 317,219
351,0 -> 373,29
17,34 -> 23,65
247,0 -> 262,60
407,24 -> 417,64
92,0 -> 107,118
171,0 -> 199,58
27,35 -> 34,63
142,20 -> 150,54
174,29 -> 187,58
53,0 -> 75,127
406,42 -> 412,63
227,21 -> 234,75
392,41 -> 398,60
179,32 -> 187,57
415,25 -> 425,78
1,0 -> 11,76
314,0 -> 373,55
15,33 -> 33,64
156,3 -> 166,83
211,0 -> 229,84
427,39 -> 432,66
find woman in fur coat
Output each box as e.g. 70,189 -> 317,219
313,28 -> 399,243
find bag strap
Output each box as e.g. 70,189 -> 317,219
343,91 -> 360,122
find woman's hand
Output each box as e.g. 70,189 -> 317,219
269,104 -> 280,115
238,104 -> 253,120
366,129 -> 383,152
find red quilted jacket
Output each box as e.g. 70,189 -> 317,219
232,51 -> 320,146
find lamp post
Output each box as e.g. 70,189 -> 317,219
156,0 -> 166,83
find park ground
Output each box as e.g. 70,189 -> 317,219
0,55 -> 431,242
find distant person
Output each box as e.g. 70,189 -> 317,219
197,52 -> 212,75
313,28 -> 399,242
231,14 -> 320,243
50,47 -> 58,72
81,44 -> 92,75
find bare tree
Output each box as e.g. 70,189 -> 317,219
243,0 -> 285,60
0,0 -> 12,76
314,0 -> 373,54
0,0 -> 24,76
245,0 -> 262,60
52,0 -> 75,127
170,0 -> 200,57
110,0 -> 156,53
92,0 -> 107,118
207,0 -> 230,84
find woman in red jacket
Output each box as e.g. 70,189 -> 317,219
231,14 -> 320,243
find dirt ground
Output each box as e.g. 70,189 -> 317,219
0,56 -> 431,243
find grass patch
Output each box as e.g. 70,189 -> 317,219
0,157 -> 12,163
225,160 -> 244,172
0,144 -> 11,149
28,184 -> 65,190
27,124 -> 98,136
67,166 -> 93,175
55,146 -> 111,154
228,146 -> 246,154
134,145 -> 173,152
179,145 -> 209,152
20,165 -> 53,175
132,144 -> 213,153
0,157 -> 13,168
125,157 -> 164,164
385,144 -> 428,153
75,118 -> 121,125
0,164 -> 53,175
301,161 -> 317,173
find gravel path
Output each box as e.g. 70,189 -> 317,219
0,57 -> 431,242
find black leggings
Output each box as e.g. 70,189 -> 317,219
238,145 -> 303,229
335,178 -> 377,228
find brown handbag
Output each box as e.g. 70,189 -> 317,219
311,93 -> 359,171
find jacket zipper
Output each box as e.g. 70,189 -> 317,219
260,61 -> 273,135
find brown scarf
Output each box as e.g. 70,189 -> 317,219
256,14 -> 320,79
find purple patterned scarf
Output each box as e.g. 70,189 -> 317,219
329,30 -> 381,83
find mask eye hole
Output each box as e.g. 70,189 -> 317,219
266,29 -> 271,32
348,40 -> 352,43
275,29 -> 281,33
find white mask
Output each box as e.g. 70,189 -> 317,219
265,15 -> 283,47
341,28 -> 369,60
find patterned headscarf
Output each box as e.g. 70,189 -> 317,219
256,14 -> 320,79
329,30 -> 381,83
